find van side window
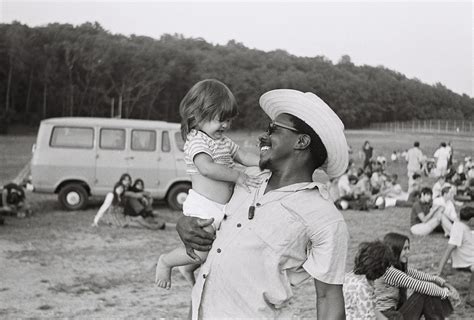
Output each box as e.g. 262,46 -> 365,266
161,131 -> 171,152
132,130 -> 156,151
50,126 -> 94,149
174,132 -> 185,151
100,128 -> 125,150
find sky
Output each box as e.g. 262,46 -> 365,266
1,0 -> 473,97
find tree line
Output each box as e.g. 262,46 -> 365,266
0,21 -> 473,133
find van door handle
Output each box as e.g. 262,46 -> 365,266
176,158 -> 184,162
124,156 -> 134,160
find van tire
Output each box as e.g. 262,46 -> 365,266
167,183 -> 191,211
58,183 -> 88,210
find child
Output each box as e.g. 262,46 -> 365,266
155,79 -> 261,289
343,240 -> 394,320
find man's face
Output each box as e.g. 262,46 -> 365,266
258,114 -> 300,171
420,192 -> 432,203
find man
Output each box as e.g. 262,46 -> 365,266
436,220 -> 474,307
177,89 -> 349,319
434,142 -> 450,177
406,141 -> 424,183
411,186 -> 458,236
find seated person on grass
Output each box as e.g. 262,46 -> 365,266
374,174 -> 422,209
436,220 -> 474,307
0,182 -> 31,218
411,186 -> 459,236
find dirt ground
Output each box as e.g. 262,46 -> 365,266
1,132 -> 473,319
1,193 -> 473,319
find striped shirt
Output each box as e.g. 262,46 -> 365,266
374,266 -> 449,311
184,129 -> 239,175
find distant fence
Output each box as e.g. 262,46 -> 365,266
369,119 -> 474,135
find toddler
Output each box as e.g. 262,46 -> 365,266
155,79 -> 260,289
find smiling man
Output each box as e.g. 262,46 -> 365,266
176,89 -> 350,319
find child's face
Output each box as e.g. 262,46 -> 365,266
200,115 -> 232,139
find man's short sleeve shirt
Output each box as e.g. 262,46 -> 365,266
191,168 -> 349,319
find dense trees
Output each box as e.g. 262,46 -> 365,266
0,21 -> 472,132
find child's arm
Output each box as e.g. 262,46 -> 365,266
234,149 -> 260,167
92,193 -> 114,226
194,153 -> 261,191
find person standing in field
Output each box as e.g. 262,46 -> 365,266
434,142 -> 450,177
406,141 -> 424,183
362,140 -> 374,170
155,79 -> 261,289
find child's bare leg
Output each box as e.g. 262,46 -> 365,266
155,245 -> 205,289
178,251 -> 209,285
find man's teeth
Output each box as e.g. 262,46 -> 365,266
261,146 -> 270,151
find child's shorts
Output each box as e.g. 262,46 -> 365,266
183,189 -> 226,230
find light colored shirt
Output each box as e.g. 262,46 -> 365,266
191,168 -> 349,319
434,147 -> 450,167
433,197 -> 458,222
448,221 -> 474,269
184,129 -> 238,175
337,174 -> 352,197
343,271 -> 377,320
406,147 -> 423,172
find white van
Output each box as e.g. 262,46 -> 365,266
31,117 -> 191,211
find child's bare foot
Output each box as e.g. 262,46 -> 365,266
178,265 -> 196,285
155,255 -> 172,289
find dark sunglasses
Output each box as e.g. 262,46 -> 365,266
266,121 -> 300,135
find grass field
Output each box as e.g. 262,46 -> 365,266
0,130 -> 473,319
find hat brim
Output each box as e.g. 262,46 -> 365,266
259,89 -> 349,178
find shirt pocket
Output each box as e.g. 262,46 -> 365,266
250,203 -> 304,253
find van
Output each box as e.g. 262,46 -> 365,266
31,117 -> 191,211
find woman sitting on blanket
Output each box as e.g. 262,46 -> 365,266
92,177 -> 165,230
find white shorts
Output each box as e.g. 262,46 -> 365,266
183,189 -> 226,230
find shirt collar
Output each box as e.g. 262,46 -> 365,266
259,171 -> 330,200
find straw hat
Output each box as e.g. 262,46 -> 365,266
259,89 -> 349,178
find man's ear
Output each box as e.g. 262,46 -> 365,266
294,134 -> 311,150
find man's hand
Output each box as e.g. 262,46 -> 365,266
176,216 -> 216,261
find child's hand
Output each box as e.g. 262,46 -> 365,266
236,172 -> 262,192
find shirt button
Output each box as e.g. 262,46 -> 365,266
217,248 -> 222,253
223,214 -> 228,220
256,203 -> 261,207
203,274 -> 206,279
237,223 -> 242,228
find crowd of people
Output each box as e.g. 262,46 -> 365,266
1,79 -> 472,319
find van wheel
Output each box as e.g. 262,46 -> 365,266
167,183 -> 190,211
58,183 -> 88,210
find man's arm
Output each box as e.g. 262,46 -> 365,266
176,215 -> 216,260
436,244 -> 456,276
314,279 -> 345,320
418,205 -> 443,223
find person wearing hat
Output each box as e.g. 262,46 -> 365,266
176,89 -> 349,319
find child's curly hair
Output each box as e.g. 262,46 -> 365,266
353,240 -> 395,281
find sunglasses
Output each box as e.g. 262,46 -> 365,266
266,121 -> 300,135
